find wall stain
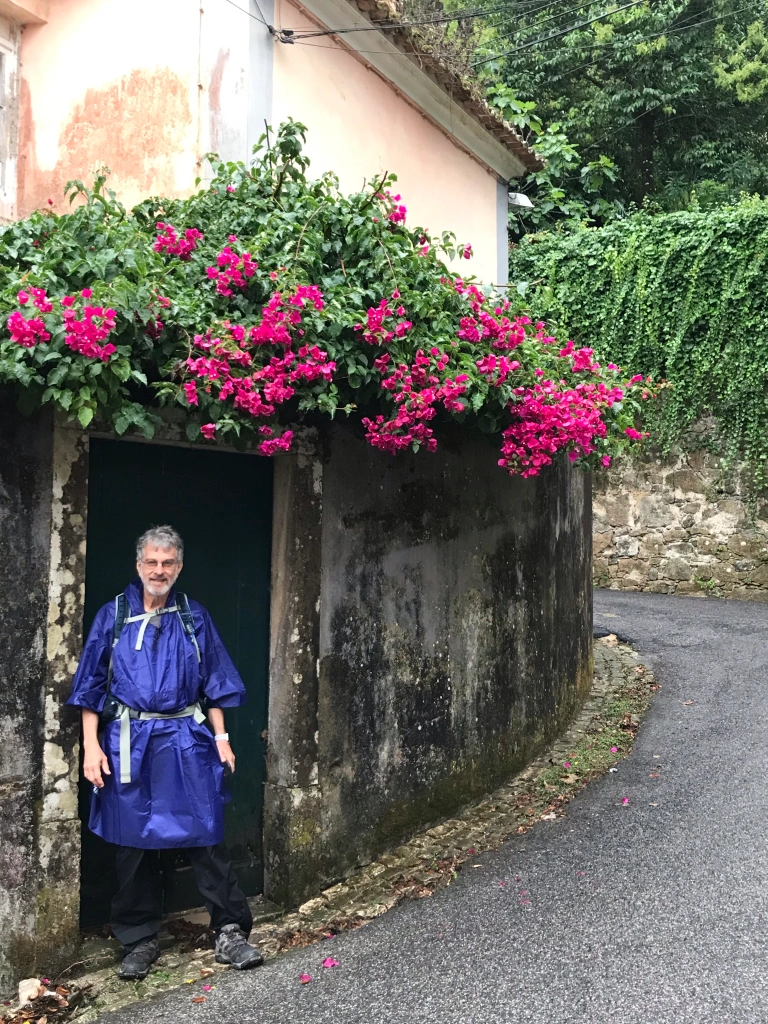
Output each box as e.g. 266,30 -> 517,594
18,69 -> 194,216
208,48 -> 230,157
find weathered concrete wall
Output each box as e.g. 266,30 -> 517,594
311,424 -> 592,887
0,401 -> 51,992
594,449 -> 768,600
0,403 -> 87,994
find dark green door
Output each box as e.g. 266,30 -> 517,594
78,438 -> 272,928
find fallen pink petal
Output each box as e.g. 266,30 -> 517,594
622,797 -> 629,805
611,746 -> 618,753
322,957 -> 340,968
299,973 -> 312,985
202,986 -> 212,992
563,761 -> 571,768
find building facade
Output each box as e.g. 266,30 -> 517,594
1,0 -> 539,284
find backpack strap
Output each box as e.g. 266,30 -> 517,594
176,592 -> 201,663
106,592 -> 130,692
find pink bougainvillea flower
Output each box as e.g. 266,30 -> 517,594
226,185 -> 236,193
200,423 -> 216,439
61,295 -> 75,307
462,244 -> 472,260
624,427 -> 643,440
322,958 -> 339,969
17,290 -> 29,304
601,455 -> 611,467
81,288 -> 93,298
299,973 -> 311,985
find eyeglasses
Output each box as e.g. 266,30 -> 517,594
141,559 -> 179,570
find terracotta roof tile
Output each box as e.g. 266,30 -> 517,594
345,0 -> 543,172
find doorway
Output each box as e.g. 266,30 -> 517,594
78,438 -> 273,928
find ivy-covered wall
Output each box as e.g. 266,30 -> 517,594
509,202 -> 768,476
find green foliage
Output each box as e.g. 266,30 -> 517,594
508,198 -> 768,479
0,120 -> 650,474
486,84 -> 623,239
480,0 -> 768,223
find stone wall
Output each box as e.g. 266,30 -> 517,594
594,448 -> 768,600
312,423 -> 593,888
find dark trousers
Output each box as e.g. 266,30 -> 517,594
111,843 -> 253,949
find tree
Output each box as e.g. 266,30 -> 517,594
477,0 -> 768,226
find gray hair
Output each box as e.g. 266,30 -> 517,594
136,525 -> 184,563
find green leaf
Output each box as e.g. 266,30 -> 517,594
77,406 -> 94,428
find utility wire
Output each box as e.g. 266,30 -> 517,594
281,1 -> 520,40
491,0 -> 634,44
221,0 -> 275,32
277,0 -> 575,34
505,0 -> 766,68
471,0 -> 646,65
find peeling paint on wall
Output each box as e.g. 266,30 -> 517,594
18,69 -> 194,216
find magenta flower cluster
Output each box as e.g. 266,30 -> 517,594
206,238 -> 258,296
354,291 -> 412,344
499,380 -> 623,477
154,223 -> 203,260
362,347 -> 469,455
7,288 -> 117,362
184,286 -> 332,454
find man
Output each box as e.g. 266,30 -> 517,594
68,525 -> 263,980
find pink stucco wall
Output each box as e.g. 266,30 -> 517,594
16,0 -> 250,217
272,0 -> 501,283
15,0 -> 503,282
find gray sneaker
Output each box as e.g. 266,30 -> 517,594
118,937 -> 160,980
215,923 -> 264,969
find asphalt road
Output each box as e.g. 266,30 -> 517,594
107,591 -> 768,1024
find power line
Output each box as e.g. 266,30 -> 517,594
280,1 -> 520,41
221,0 -> 275,32
493,0 -> 768,71
471,0 -> 647,66
277,0 -> 573,34
491,0 -> 632,44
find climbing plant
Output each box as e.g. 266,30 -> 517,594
508,198 -> 768,480
0,120 -> 654,477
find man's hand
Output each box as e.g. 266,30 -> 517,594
83,743 -> 111,788
216,739 -> 236,774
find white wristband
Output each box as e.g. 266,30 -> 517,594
214,733 -> 229,742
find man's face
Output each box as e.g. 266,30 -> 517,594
137,543 -> 182,598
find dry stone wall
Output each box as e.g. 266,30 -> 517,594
594,449 -> 768,601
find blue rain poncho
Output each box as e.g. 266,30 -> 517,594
67,579 -> 246,849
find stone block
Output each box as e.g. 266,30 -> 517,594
718,499 -> 745,518
733,560 -> 757,573
635,495 -> 674,528
669,469 -> 706,494
614,536 -> 639,558
666,541 -> 695,557
603,497 -> 630,528
660,557 -> 693,582
593,532 -> 613,555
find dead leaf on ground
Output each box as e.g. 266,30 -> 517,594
682,700 -> 695,706
562,774 -> 579,785
191,997 -> 206,1004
